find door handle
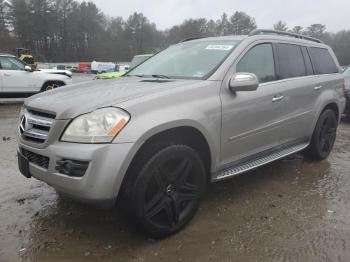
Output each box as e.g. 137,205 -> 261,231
272,95 -> 284,103
3,73 -> 10,77
314,85 -> 323,91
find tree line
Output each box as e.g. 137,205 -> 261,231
0,0 -> 350,65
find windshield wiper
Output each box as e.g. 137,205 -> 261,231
126,74 -> 171,79
151,74 -> 171,79
124,74 -> 145,77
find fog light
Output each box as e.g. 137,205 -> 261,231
55,159 -> 89,177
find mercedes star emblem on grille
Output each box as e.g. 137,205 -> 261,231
19,114 -> 26,134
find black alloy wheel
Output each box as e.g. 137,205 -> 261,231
318,113 -> 337,155
305,109 -> 338,160
124,144 -> 206,238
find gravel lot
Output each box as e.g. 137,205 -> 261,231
1,76 -> 350,261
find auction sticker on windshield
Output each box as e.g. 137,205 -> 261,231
205,45 -> 233,51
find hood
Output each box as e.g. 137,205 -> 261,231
38,69 -> 72,77
25,77 -> 199,119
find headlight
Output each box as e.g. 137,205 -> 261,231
61,107 -> 130,143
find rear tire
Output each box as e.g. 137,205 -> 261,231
121,144 -> 207,239
304,109 -> 338,160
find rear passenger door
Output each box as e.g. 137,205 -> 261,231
308,47 -> 341,115
273,43 -> 318,144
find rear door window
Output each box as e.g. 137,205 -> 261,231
308,47 -> 338,75
275,44 -> 306,79
236,43 -> 276,83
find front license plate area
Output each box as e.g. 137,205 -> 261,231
18,152 -> 31,178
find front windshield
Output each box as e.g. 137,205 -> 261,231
343,67 -> 350,77
130,56 -> 150,69
127,40 -> 240,79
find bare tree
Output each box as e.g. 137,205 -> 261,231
274,20 -> 288,31
305,24 -> 326,38
229,11 -> 257,35
290,26 -> 303,34
1,1 -> 350,65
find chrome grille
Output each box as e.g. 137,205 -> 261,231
19,109 -> 56,143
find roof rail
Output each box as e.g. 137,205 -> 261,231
180,36 -> 206,43
249,29 -> 323,44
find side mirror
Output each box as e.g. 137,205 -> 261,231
229,73 -> 259,92
24,65 -> 33,72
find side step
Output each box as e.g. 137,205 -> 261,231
212,142 -> 309,182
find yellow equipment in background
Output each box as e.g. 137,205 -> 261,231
16,48 -> 37,69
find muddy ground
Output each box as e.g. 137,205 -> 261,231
1,79 -> 350,261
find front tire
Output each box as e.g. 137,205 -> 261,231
305,109 -> 338,160
122,144 -> 207,238
41,82 -> 64,92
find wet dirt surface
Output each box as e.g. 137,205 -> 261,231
1,94 -> 350,261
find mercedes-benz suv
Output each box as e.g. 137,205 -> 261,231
17,30 -> 346,238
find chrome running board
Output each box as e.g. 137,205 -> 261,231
212,142 -> 309,182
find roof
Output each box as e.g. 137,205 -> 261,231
0,53 -> 14,57
182,35 -> 247,42
134,54 -> 153,57
180,29 -> 325,47
249,29 -> 322,43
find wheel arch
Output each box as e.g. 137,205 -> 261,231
313,101 -> 340,130
304,102 -> 339,160
135,126 -> 212,173
115,124 -> 214,201
310,88 -> 343,136
41,80 -> 66,91
322,102 -> 339,120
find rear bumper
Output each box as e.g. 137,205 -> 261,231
18,141 -> 134,208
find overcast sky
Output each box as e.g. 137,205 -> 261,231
88,0 -> 348,32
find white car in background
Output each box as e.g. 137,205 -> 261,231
38,68 -> 73,77
0,53 -> 72,96
91,61 -> 116,74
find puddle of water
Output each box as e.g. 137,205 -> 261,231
1,104 -> 350,262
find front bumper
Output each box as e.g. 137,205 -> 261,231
18,141 -> 134,208
64,77 -> 73,85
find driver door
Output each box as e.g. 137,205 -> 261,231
220,43 -> 287,167
0,56 -> 40,93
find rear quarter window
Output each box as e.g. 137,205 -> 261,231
308,47 -> 338,75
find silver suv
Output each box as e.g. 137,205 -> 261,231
17,30 -> 346,238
